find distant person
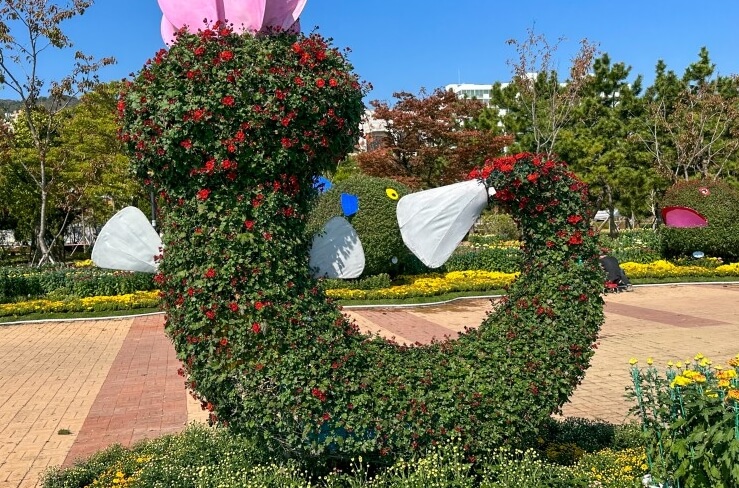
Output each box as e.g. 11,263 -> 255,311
599,252 -> 633,292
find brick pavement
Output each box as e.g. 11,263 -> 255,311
0,319 -> 132,488
1,283 -> 738,487
61,314 -> 200,467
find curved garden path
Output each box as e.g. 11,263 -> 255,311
1,283 -> 738,487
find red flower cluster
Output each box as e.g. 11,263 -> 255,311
196,188 -> 210,200
568,232 -> 583,245
311,388 -> 327,402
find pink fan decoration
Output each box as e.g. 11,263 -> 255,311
661,206 -> 709,228
158,0 -> 307,44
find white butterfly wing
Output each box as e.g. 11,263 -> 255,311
309,216 -> 365,279
397,179 -> 491,268
92,207 -> 162,273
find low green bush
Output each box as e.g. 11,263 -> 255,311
629,354 -> 739,487
0,265 -> 156,304
43,423 -> 649,488
470,210 -> 520,241
599,229 -> 663,264
540,417 -> 617,456
444,245 -> 523,273
321,273 -> 392,291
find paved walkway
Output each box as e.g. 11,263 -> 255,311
1,283 -> 738,487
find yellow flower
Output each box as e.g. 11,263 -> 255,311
667,360 -> 674,368
727,389 -> 739,401
717,369 -> 736,381
694,353 -> 704,361
629,357 -> 638,366
671,375 -> 692,387
646,357 -> 653,366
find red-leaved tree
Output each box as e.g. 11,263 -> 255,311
356,88 -> 512,189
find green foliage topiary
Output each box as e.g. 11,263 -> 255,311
308,174 -> 421,277
660,179 -> 739,261
118,21 -> 604,470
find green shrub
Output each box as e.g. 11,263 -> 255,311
444,245 -> 523,273
629,355 -> 739,487
119,16 -> 604,469
599,229 -> 663,264
321,273 -> 392,291
308,174 -> 423,277
540,417 -> 616,456
660,179 -> 739,261
470,210 -> 520,241
0,265 -> 156,303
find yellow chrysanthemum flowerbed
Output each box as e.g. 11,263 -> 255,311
0,291 -> 160,317
325,270 -> 518,301
621,259 -> 739,279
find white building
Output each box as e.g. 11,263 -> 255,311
357,108 -> 388,152
444,83 -> 495,107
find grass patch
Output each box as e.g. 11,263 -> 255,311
338,288 -> 505,307
0,307 -> 160,324
631,276 -> 739,285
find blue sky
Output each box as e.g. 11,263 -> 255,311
4,1 -> 739,104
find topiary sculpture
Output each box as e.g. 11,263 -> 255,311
117,20 -> 604,467
308,174 -> 422,277
661,179 -> 739,261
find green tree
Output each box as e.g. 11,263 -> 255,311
56,81 -> 145,244
638,48 -> 739,184
556,54 -> 662,234
488,27 -> 598,158
0,0 -> 114,265
356,87 -> 511,189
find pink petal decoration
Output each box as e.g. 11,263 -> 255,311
261,0 -> 307,32
661,206 -> 709,228
157,0 -> 268,38
160,15 -> 178,45
287,18 -> 300,34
